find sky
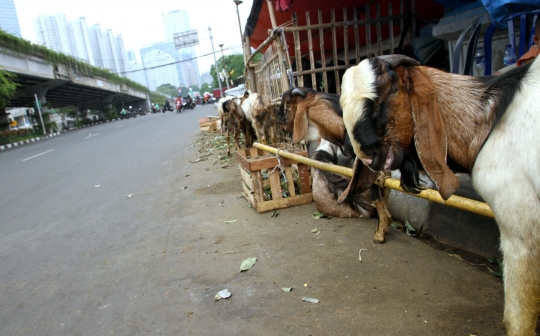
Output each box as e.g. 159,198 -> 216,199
14,0 -> 255,75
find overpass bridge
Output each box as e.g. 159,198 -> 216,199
0,46 -> 151,115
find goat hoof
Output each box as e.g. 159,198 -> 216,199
373,233 -> 386,244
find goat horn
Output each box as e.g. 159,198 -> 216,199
377,55 -> 420,69
292,88 -> 306,97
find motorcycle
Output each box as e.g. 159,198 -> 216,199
139,108 -> 146,116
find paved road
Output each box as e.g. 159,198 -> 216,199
0,106 -> 214,335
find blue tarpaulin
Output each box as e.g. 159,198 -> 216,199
478,0 -> 540,28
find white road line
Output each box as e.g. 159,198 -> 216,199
21,149 -> 54,162
86,133 -> 100,139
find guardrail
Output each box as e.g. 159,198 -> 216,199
252,142 -> 494,218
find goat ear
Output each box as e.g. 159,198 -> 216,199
243,91 -> 249,98
291,100 -> 309,144
337,158 -> 378,204
409,73 -> 459,200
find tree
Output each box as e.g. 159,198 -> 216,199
200,83 -> 211,94
189,85 -> 200,92
156,83 -> 178,98
209,54 -> 246,88
0,68 -> 19,131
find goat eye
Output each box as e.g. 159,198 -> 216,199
390,87 -> 398,94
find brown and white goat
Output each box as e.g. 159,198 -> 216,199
218,96 -> 249,155
279,87 -> 392,243
311,139 -> 376,218
240,92 -> 277,145
339,54 -> 540,335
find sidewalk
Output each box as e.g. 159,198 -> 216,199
165,131 -> 508,335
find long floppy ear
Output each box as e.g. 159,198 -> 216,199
409,71 -> 459,200
337,158 -> 378,205
291,99 -> 309,144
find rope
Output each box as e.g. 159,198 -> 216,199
268,149 -> 289,185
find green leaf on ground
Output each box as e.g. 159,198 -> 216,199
239,257 -> 257,272
271,210 -> 279,218
312,212 -> 327,219
302,297 -> 319,303
281,287 -> 292,292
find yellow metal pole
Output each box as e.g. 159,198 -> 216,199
253,142 -> 494,218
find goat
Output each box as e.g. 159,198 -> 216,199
240,91 -> 277,145
217,96 -> 249,155
311,139 -> 376,218
339,54 -> 540,335
279,87 -> 392,243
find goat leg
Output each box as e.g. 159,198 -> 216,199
372,185 -> 392,244
234,132 -> 241,151
226,130 -> 231,156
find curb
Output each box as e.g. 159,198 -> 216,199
1,132 -> 62,151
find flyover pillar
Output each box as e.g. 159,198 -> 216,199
102,95 -> 116,120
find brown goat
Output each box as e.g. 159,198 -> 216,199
279,87 -> 392,243
218,96 -> 249,155
240,92 -> 277,145
340,54 -> 540,335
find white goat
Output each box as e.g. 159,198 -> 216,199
339,54 -> 540,335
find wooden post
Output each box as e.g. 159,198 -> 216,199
306,11 -> 317,90
389,3 -> 394,53
292,12 -> 303,87
365,4 -> 372,58
354,6 -> 360,64
376,4 -> 383,56
245,38 -> 258,92
266,0 -> 289,93
331,9 -> 340,94
343,8 -> 349,67
318,10 -> 329,93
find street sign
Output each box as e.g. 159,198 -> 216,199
174,30 -> 199,50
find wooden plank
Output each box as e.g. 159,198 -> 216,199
376,4 -> 382,56
236,151 -> 253,172
269,170 -> 283,200
292,12 -> 303,87
285,166 -> 296,197
318,10 -> 328,93
255,193 -> 313,213
298,163 -> 312,194
354,6 -> 360,64
249,147 -> 259,159
249,156 -> 308,172
331,9 -> 340,95
251,170 -> 264,204
389,3 -> 394,53
282,15 -> 406,32
242,185 -> 255,206
365,4 -> 372,58
306,11 -> 317,90
343,8 -> 349,66
239,165 -> 254,190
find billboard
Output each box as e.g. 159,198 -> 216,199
174,29 -> 199,50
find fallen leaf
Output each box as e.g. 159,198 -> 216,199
448,253 -> 464,262
281,287 -> 292,292
224,220 -> 237,223
303,283 -> 308,287
94,185 -> 101,188
271,210 -> 279,218
240,257 -> 257,272
182,186 -> 188,190
311,228 -> 318,233
312,212 -> 328,219
126,194 -> 133,198
214,289 -> 231,301
302,297 -> 319,303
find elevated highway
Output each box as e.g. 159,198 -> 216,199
0,47 -> 150,113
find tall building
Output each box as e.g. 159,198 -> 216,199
162,10 -> 201,86
33,14 -> 128,76
0,0 -> 22,38
200,72 -> 213,85
140,41 -> 186,89
143,50 -> 180,91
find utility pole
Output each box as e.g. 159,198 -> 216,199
208,27 -> 224,97
34,94 -> 47,135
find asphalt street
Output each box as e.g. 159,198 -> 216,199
0,106 -> 214,335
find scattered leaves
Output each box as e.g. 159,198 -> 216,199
312,212 -> 328,219
224,220 -> 237,223
240,257 -> 257,272
271,210 -> 279,218
311,228 -> 318,233
302,297 -> 319,303
214,289 -> 232,301
126,194 -> 133,198
281,287 -> 292,292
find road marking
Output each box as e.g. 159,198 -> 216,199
86,133 -> 100,139
22,149 -> 54,162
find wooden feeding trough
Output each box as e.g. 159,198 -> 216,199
199,116 -> 220,132
236,143 -> 313,213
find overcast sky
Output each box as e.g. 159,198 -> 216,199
14,0 -> 254,75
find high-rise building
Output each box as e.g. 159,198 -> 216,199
143,50 -> 180,92
140,41 -> 186,89
0,0 -> 22,38
161,10 -> 201,86
200,72 -> 213,85
33,14 -> 128,76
